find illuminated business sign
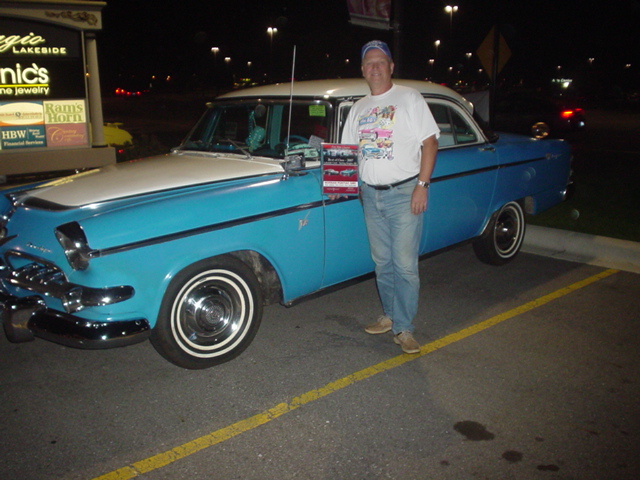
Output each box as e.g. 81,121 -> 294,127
0,17 -> 87,151
0,99 -> 88,150
0,17 -> 85,99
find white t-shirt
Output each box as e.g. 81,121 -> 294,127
341,84 -> 440,185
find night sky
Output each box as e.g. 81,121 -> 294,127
98,0 -> 640,95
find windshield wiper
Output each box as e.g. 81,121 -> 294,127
174,138 -> 252,158
171,147 -> 220,158
223,138 -> 251,159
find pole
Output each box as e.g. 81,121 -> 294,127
392,0 -> 403,77
85,32 -> 106,147
489,1 -> 501,129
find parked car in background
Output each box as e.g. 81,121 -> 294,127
494,90 -> 586,139
103,122 -> 134,161
0,79 -> 573,369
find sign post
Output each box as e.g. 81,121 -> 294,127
476,26 -> 511,127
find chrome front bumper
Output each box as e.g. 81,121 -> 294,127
2,253 -> 135,315
1,292 -> 150,349
0,253 -> 149,348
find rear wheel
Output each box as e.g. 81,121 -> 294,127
473,201 -> 526,265
150,256 -> 263,369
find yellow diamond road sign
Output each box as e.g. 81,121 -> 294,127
477,27 -> 511,80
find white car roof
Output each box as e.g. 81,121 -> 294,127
219,78 -> 474,115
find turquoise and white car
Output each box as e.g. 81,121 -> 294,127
0,79 -> 572,369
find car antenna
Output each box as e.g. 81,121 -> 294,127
286,45 -> 296,150
282,45 -> 305,175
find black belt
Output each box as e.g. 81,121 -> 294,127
366,174 -> 418,190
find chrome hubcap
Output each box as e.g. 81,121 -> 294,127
174,273 -> 248,350
190,287 -> 233,336
495,207 -> 520,255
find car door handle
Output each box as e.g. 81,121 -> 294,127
479,145 -> 496,152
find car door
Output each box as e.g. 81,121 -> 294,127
423,100 -> 498,253
321,194 -> 373,286
321,100 -> 374,286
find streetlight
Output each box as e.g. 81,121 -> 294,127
223,57 -> 233,84
445,5 -> 458,29
210,47 -> 220,88
267,26 -> 278,45
267,27 -> 278,81
428,58 -> 435,78
432,41 -> 441,80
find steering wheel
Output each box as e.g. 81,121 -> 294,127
283,135 -> 309,145
275,135 -> 310,156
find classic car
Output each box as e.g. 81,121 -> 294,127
0,79 -> 572,369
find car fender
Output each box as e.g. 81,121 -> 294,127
490,134 -> 572,217
65,172 -> 326,325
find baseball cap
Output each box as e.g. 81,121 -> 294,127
361,40 -> 393,61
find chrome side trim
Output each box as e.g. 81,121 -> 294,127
96,201 -> 324,258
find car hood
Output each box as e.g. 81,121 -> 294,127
24,152 -> 285,208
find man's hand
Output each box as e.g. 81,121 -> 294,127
411,185 -> 429,215
411,135 -> 437,215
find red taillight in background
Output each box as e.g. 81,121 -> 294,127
115,88 -> 143,97
561,108 -> 583,119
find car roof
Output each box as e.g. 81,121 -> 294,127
218,78 -> 474,115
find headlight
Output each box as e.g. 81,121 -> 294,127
55,222 -> 94,270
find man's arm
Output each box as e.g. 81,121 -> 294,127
411,135 -> 438,215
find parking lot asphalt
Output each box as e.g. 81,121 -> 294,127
1,244 -> 639,480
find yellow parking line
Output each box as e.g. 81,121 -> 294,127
92,268 -> 618,480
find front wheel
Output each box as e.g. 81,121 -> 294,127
473,201 -> 526,265
150,256 -> 263,369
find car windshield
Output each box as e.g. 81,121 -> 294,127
175,100 -> 332,162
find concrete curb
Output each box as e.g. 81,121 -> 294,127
522,225 -> 640,274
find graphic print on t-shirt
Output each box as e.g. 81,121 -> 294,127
357,105 -> 396,162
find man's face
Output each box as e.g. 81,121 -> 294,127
361,48 -> 394,90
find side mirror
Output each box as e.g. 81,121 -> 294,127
281,154 -> 306,177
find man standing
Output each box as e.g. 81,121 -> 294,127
341,40 -> 439,354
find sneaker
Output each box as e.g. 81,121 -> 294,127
364,315 -> 393,334
394,332 -> 420,354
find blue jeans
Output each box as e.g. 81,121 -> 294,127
361,179 -> 423,334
